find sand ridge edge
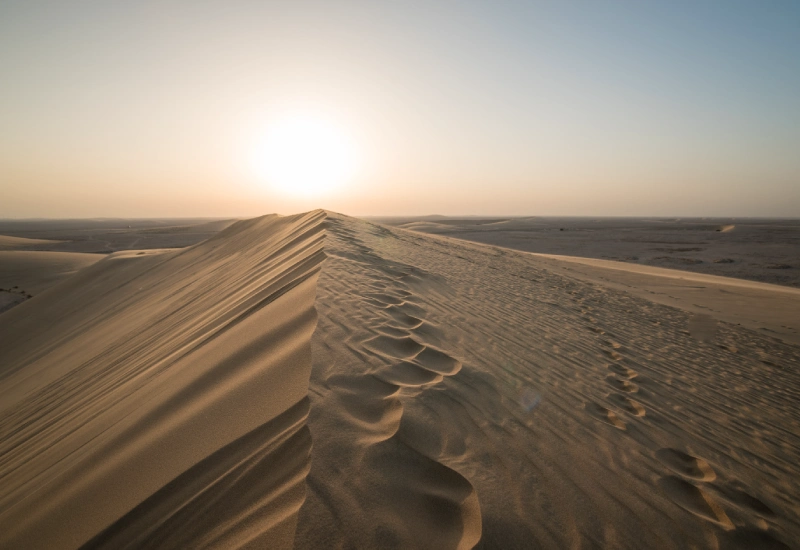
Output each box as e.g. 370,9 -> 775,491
0,210 -> 326,549
2,211 -> 799,549
297,212 -> 798,549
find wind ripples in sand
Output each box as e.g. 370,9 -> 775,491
0,211 -> 326,549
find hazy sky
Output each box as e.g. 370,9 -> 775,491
1,1 -> 799,217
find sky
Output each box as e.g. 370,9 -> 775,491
1,0 -> 799,218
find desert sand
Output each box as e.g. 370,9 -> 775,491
0,211 -> 325,548
0,251 -> 103,292
0,218 -> 236,253
519,252 -> 800,345
1,211 -> 799,549
0,250 -> 103,313
0,234 -> 64,249
376,216 -> 800,288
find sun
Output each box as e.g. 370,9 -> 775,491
250,113 -> 359,197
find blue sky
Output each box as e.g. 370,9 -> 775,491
1,1 -> 798,216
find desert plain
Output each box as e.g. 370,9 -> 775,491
1,213 -> 799,549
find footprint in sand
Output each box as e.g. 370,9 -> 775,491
374,361 -> 444,388
383,305 -> 423,329
412,346 -> 462,376
606,374 -> 639,393
408,320 -> 446,348
716,483 -> 776,518
602,340 -> 624,350
584,402 -> 626,430
363,292 -> 405,306
324,374 -> 404,441
375,324 -> 410,338
607,363 -> 638,379
603,349 -> 624,361
368,325 -> 462,385
658,475 -> 733,529
656,448 -> 717,481
606,393 -> 646,417
364,334 -> 425,359
390,300 -> 427,319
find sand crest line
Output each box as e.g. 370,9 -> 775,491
1,211 -> 799,549
0,211 -> 326,549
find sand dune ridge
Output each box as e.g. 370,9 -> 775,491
0,210 -> 326,549
2,210 -> 799,549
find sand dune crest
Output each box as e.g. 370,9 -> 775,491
0,211 -> 326,549
2,210 -> 800,549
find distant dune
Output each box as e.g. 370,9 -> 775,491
0,251 -> 103,293
518,251 -> 800,345
0,219 -> 239,254
396,221 -> 453,232
383,216 -> 800,288
1,211 -> 799,549
0,234 -> 62,249
0,250 -> 103,313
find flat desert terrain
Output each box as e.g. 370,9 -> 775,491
1,212 -> 799,549
376,217 -> 800,288
0,218 -> 237,254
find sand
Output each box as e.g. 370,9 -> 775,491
0,234 -> 63,249
0,250 -> 103,293
2,210 -> 799,549
0,218 -> 236,253
0,211 -> 325,549
376,216 -> 800,288
294,214 -> 799,549
522,252 -> 800,345
0,250 -> 103,313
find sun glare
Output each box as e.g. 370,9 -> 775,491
250,113 -> 359,198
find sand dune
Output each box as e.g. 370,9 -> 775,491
0,219 -> 237,254
0,250 -> 103,293
381,216 -> 800,288
0,211 -> 325,549
0,234 -> 62,249
297,213 -> 799,549
524,252 -> 800,345
0,250 -> 103,313
397,221 -> 453,232
2,210 -> 799,549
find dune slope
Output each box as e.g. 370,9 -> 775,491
523,252 -> 800,345
2,210 -> 798,549
0,234 -> 63,249
297,212 -> 800,549
0,211 -> 325,549
0,250 -> 103,293
0,250 -> 103,313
